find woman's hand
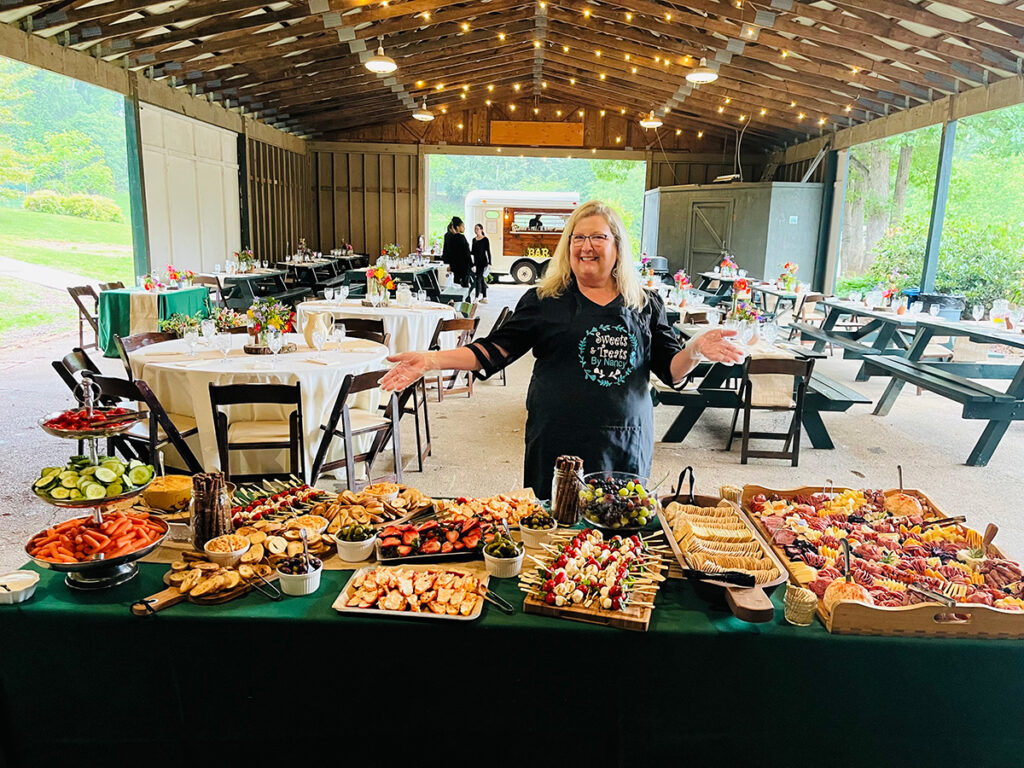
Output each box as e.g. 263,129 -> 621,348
381,352 -> 434,391
694,328 -> 745,364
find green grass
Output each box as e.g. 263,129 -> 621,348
0,206 -> 134,283
0,276 -> 77,342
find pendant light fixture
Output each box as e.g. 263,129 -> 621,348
412,98 -> 434,121
364,36 -> 397,74
639,110 -> 663,129
685,57 -> 718,85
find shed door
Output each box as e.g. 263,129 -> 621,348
688,201 -> 733,274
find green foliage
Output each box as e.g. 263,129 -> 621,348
834,273 -> 881,297
863,219 -> 1024,307
23,190 -> 124,222
27,129 -> 115,196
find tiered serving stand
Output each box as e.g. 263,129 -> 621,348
28,383 -> 166,590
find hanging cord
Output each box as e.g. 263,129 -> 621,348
654,128 -> 679,184
734,117 -> 751,181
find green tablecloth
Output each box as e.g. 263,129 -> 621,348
97,287 -> 208,357
1,562 -> 1021,766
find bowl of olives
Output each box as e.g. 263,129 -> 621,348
578,472 -> 659,534
332,523 -> 377,562
276,555 -> 323,596
482,534 -> 524,578
519,510 -> 557,548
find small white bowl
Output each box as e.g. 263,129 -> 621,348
203,536 -> 251,567
0,570 -> 40,604
277,564 -> 323,596
519,523 -> 557,549
483,548 -> 524,578
333,533 -> 377,562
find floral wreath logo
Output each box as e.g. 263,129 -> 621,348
578,323 -> 638,387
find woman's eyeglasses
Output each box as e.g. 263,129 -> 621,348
570,233 -> 612,246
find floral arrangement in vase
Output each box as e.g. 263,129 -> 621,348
142,275 -> 163,292
779,262 -> 799,292
730,299 -> 762,323
159,313 -> 200,336
673,270 -> 691,290
234,248 -> 257,273
160,307 -> 248,337
881,270 -> 902,304
732,277 -> 752,300
382,243 -> 402,261
247,297 -> 294,344
366,264 -> 397,304
720,253 -> 739,276
166,265 -> 195,286
210,305 -> 247,330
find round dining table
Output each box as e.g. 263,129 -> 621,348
296,299 -> 461,353
128,333 -> 389,479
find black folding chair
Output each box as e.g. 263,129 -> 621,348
209,382 -> 304,482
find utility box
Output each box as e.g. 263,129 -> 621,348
641,182 -> 824,281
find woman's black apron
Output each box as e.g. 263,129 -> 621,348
523,290 -> 654,497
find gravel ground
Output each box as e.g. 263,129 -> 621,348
2,284 -> 1023,576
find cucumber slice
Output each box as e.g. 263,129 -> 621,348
33,475 -> 57,489
60,475 -> 80,489
84,483 -> 107,500
93,467 -> 118,484
58,470 -> 78,480
40,466 -> 62,476
50,487 -> 71,500
101,460 -> 126,473
128,459 -> 144,470
80,466 -> 98,476
77,477 -> 93,491
68,489 -> 84,501
127,465 -> 153,486
105,483 -> 123,497
70,455 -> 89,463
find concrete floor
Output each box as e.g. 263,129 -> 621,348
2,283 -> 1023,575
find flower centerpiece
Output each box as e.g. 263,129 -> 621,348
234,248 -> 257,273
779,261 -> 799,292
881,270 -> 902,306
730,299 -> 762,323
382,243 -> 402,261
159,313 -> 201,337
247,297 -> 295,345
166,265 -> 195,288
638,254 -> 656,287
673,270 -> 692,306
720,253 -> 739,277
366,263 -> 397,305
142,275 -> 163,292
210,305 -> 247,331
159,307 -> 247,338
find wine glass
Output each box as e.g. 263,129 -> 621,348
417,289 -> 427,304
324,287 -> 334,303
738,321 -> 756,348
201,319 -> 216,345
184,327 -> 200,357
972,304 -> 984,322
706,309 -> 721,327
266,327 -> 284,363
928,304 -> 940,317
1009,307 -> 1023,330
761,319 -> 779,346
332,323 -> 347,348
214,264 -> 222,275
336,286 -> 349,303
215,332 -> 233,362
312,329 -> 326,358
261,260 -> 269,270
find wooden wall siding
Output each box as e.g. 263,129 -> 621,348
774,158 -> 825,184
312,150 -> 419,256
246,138 -> 312,260
647,160 -> 764,189
322,105 -> 762,154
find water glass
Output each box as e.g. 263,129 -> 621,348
706,309 -> 721,327
324,287 -> 334,302
201,319 -> 216,344
739,269 -> 748,278
847,292 -> 860,303
928,304 -> 940,317
312,329 -> 326,357
1009,308 -> 1023,329
214,264 -> 222,274
332,323 -> 346,347
262,260 -> 269,270
266,328 -> 284,362
336,286 -> 349,303
215,332 -> 233,361
184,328 -> 200,357
713,266 -> 721,274
136,277 -> 145,289
738,321 -> 756,347
972,304 -> 984,322
417,290 -> 427,304
761,320 -> 779,346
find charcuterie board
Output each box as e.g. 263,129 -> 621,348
739,484 -> 1024,639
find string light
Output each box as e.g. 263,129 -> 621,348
725,98 -> 731,104
624,54 -> 630,61
534,40 -> 541,48
599,109 -> 606,116
457,122 -> 463,129
697,130 -> 704,138
509,104 -> 516,111
498,32 -> 505,40
583,8 -> 590,17
461,22 -> 469,31
599,73 -> 606,80
497,148 -> 501,152
460,93 -> 465,99
760,108 -> 766,116
675,128 -> 681,135
797,112 -> 805,120
422,11 -> 429,19
514,83 -> 522,93
539,1 -> 545,6
487,84 -> 494,91
818,117 -> 826,125
625,12 -> 632,20
851,67 -> 859,74
579,109 -> 585,116
781,50 -> 788,58
654,56 -> 660,63
620,108 -> 626,114
615,136 -> 622,143
591,148 -> 597,153
436,83 -> 444,90
717,106 -> 724,113
462,84 -> 469,91
739,115 -> 746,122
664,59 -> 669,67
595,50 -> 601,57
563,45 -> 569,52
790,101 -> 796,107
485,99 -> 492,105
441,107 -> 447,113
542,81 -> 548,88
844,104 -> 852,112
416,80 -> 424,87
631,66 -> 637,74
665,12 -> 672,20
533,107 -> 539,114
556,109 -> 562,116
569,77 -> 576,84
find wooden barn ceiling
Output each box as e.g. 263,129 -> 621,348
3,0 -> 1024,149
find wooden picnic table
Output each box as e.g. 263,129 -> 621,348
216,269 -> 311,310
865,316 -> 1024,466
274,259 -> 347,293
654,324 -> 868,449
695,271 -> 758,296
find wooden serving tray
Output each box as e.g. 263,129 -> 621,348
522,558 -> 662,633
739,484 -> 1024,639
332,564 -> 487,621
656,494 -> 788,624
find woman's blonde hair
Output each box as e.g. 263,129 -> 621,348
536,200 -> 647,311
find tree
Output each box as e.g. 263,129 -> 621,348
27,129 -> 115,196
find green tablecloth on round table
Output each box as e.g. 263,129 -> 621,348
97,287 -> 208,357
1,562 -> 1021,766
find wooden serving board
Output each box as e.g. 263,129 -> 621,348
522,558 -> 662,633
130,569 -> 273,616
656,496 -> 787,624
738,484 -> 1024,639
332,564 -> 488,621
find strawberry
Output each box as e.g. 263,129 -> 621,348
441,542 -> 454,553
402,531 -> 420,546
380,537 -> 401,548
381,526 -> 402,537
461,519 -> 480,533
484,532 -> 495,543
397,545 -> 412,556
420,540 -> 441,554
417,521 -> 438,533
445,529 -> 460,544
453,541 -> 465,550
462,533 -> 481,549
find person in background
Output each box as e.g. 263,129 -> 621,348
528,214 -> 543,230
442,216 -> 471,288
381,200 -> 744,496
470,223 -> 491,303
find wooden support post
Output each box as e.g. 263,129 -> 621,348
921,119 -> 957,292
123,76 -> 150,279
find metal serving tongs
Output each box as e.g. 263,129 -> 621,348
476,583 -> 515,614
243,569 -> 283,601
908,582 -> 956,608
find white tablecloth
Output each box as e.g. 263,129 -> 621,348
129,334 -> 388,480
296,299 -> 460,354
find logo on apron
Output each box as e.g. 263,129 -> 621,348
577,323 -> 638,387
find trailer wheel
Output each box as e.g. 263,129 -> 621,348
512,261 -> 538,284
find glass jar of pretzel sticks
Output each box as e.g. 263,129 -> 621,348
551,455 -> 583,526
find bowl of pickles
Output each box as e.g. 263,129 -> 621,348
482,532 -> 524,578
518,510 -> 557,548
332,523 -> 377,562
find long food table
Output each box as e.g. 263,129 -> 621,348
2,561 -> 1022,767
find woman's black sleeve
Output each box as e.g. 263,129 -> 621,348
485,237 -> 492,264
647,291 -> 685,386
466,289 -> 540,379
